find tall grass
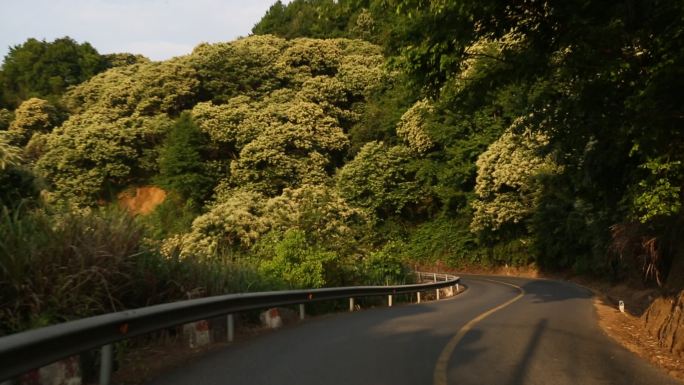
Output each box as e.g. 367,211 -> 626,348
0,205 -> 262,336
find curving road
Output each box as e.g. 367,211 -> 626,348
148,276 -> 681,385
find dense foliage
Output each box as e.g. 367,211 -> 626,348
0,34 -> 399,334
0,37 -> 107,108
254,0 -> 684,285
2,0 -> 683,335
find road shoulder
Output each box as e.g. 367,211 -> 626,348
593,291 -> 684,382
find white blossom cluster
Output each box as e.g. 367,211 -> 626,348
471,117 -> 562,232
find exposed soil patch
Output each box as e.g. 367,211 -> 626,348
118,186 -> 166,215
643,292 -> 684,360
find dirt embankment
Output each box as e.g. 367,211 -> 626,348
643,292 -> 684,359
118,186 -> 166,215
590,285 -> 684,381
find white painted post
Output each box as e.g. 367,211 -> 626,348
436,288 -> 440,300
433,273 -> 437,282
417,292 -> 421,304
456,283 -> 460,292
388,295 -> 393,307
299,304 -> 305,320
99,344 -> 113,385
227,314 -> 234,342
349,297 -> 355,312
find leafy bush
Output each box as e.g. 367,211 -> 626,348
362,241 -> 410,285
7,98 -> 60,146
255,229 -> 337,289
404,216 -> 481,265
37,113 -> 172,205
471,118 -> 561,233
395,99 -> 434,154
138,194 -> 198,241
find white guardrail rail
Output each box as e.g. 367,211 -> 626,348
0,271 -> 460,384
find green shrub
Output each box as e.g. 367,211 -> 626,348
404,216 -> 478,265
254,229 -> 337,289
138,194 -> 198,240
362,241 -> 410,285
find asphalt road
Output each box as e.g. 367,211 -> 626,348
148,276 -> 681,385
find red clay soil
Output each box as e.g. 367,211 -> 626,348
118,186 -> 167,215
642,292 -> 684,368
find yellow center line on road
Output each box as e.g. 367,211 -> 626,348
433,278 -> 526,385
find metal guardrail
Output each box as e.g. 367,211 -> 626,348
0,271 -> 459,383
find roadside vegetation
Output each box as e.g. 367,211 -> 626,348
0,0 -> 682,340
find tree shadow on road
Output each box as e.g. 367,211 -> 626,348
445,319 -> 549,385
520,279 -> 593,304
506,318 -> 547,385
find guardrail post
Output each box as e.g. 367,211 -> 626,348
417,292 -> 421,304
456,283 -> 460,292
99,344 -> 113,385
433,273 -> 437,282
349,297 -> 355,312
388,295 -> 393,307
227,314 -> 234,342
299,304 -> 305,320
436,288 -> 440,300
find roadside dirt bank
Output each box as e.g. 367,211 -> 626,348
420,262 -> 684,382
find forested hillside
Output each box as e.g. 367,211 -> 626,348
0,0 -> 682,335
256,0 -> 684,285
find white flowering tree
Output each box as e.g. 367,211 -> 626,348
395,99 -> 434,154
337,141 -> 420,218
471,117 -> 561,232
7,98 -> 59,146
168,184 -> 367,260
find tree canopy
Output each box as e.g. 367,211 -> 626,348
0,37 -> 108,108
252,0 -> 684,284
